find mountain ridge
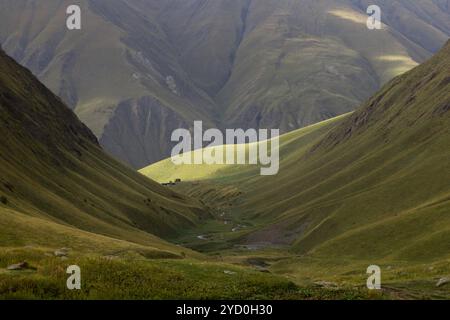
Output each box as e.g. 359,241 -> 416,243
1,0 -> 449,168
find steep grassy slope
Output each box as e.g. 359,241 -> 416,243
0,47 -> 211,257
142,40 -> 450,266
1,0 -> 449,167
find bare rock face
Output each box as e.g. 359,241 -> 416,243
100,97 -> 194,169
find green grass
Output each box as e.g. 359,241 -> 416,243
0,247 -> 386,300
269,255 -> 450,300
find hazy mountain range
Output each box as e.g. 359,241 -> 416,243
1,0 -> 449,168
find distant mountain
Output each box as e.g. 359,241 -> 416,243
1,0 -> 449,168
142,40 -> 450,263
0,47 -> 208,255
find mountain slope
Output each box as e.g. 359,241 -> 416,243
0,47 -> 209,255
0,0 -> 219,168
142,40 -> 450,263
1,0 -> 449,167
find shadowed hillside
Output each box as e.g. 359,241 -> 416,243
0,47 -> 209,255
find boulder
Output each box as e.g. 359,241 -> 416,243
54,248 -> 69,257
7,262 -> 29,270
223,270 -> 236,275
436,277 -> 449,287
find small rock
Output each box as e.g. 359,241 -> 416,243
314,281 -> 338,288
54,249 -> 69,257
436,277 -> 449,287
60,256 -> 69,261
7,262 -> 29,270
223,270 -> 236,275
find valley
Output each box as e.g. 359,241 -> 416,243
0,1 -> 449,301
152,181 -> 450,300
0,41 -> 384,301
142,40 -> 450,299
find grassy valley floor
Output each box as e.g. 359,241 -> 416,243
1,181 -> 448,300
0,187 -> 410,300
145,182 -> 450,300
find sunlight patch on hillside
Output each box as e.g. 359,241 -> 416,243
378,54 -> 418,78
328,9 -> 367,24
377,55 -> 418,65
328,8 -> 386,30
